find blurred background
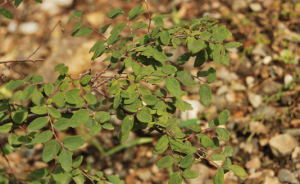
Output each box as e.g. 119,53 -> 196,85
0,0 -> 300,183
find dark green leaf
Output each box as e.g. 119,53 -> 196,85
128,4 -> 142,20
119,115 -> 134,142
107,31 -> 119,45
42,140 -> 60,162
194,50 -> 208,67
14,0 -> 23,7
165,77 -> 182,98
72,27 -> 93,37
107,8 -> 124,19
31,168 -> 50,178
207,67 -> 217,83
137,110 -> 152,123
32,130 -> 53,144
68,10 -> 82,24
0,8 -> 13,19
63,135 -> 86,149
69,109 -> 89,128
58,149 -> 72,172
169,172 -> 182,184
180,154 -> 194,168
11,106 -> 28,124
99,23 -> 111,34
177,53 -> 191,65
199,84 -> 212,107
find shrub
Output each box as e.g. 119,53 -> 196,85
0,1 -> 246,183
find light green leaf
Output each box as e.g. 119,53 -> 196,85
107,31 -> 119,45
223,146 -> 233,157
63,135 -> 86,149
73,155 -> 83,168
69,109 -> 89,128
5,79 -> 23,91
225,42 -> 242,49
199,84 -> 212,107
200,135 -> 213,148
48,107 -> 61,119
80,75 -> 92,85
59,149 -> 73,172
68,10 -> 82,23
28,117 -> 48,130
137,110 -> 152,123
153,50 -> 168,63
228,165 -> 247,178
11,106 -> 28,124
128,4 -> 142,20
31,106 -> 47,115
84,93 -> 97,105
213,168 -> 224,184
216,127 -> 230,141
95,111 -> 111,123
219,109 -> 229,125
42,140 -> 60,162
143,95 -> 158,106
44,82 -> 54,96
162,65 -> 177,75
119,115 -> 134,142
54,118 -> 69,130
160,31 -> 170,45
211,153 -> 225,161
72,27 -> 93,37
22,85 -> 36,102
154,135 -> 169,154
207,67 -> 217,83
183,170 -> 199,179
32,130 -> 53,144
31,168 -> 50,178
156,155 -> 174,168
180,154 -> 194,168
165,77 -> 182,98
169,172 -> 182,184
0,123 -> 12,133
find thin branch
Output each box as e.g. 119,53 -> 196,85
0,107 -> 79,126
0,0 -> 12,7
0,59 -> 44,65
144,0 -> 152,34
27,20 -> 62,59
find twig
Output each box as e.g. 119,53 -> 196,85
144,0 -> 152,34
27,20 -> 62,59
94,67 -> 125,88
0,0 -> 12,7
0,59 -> 44,65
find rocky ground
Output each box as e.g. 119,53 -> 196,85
0,0 -> 300,183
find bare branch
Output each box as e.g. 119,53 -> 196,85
0,59 -> 44,65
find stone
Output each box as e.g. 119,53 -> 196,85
264,177 -> 281,184
19,22 -> 39,35
278,169 -> 300,184
248,92 -> 262,108
263,56 -> 272,65
232,0 -> 248,11
250,3 -> 263,12
189,164 -> 210,184
285,74 -> 294,85
262,81 -> 282,95
249,121 -> 268,134
252,106 -> 277,120
252,44 -> 267,57
245,157 -> 261,170
136,170 -> 151,182
292,146 -> 300,159
246,76 -> 255,88
283,129 -> 300,137
269,134 -> 298,157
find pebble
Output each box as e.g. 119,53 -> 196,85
249,121 -> 268,134
217,85 -> 229,95
246,76 -> 255,88
292,146 -> 300,159
282,129 -> 300,137
232,0 -> 248,11
189,164 -> 210,184
19,22 -> 39,35
248,92 -> 262,108
263,56 -> 272,65
245,157 -> 261,170
252,44 -> 267,56
262,81 -> 281,95
284,74 -> 294,85
278,169 -> 300,184
250,3 -> 263,12
269,134 -> 298,157
136,170 -> 152,182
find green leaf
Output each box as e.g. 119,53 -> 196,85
69,109 -> 89,128
137,110 -> 152,123
199,84 -> 212,107
194,50 -> 208,67
22,85 -> 36,102
213,25 -> 232,43
0,123 -> 12,133
143,95 -> 158,106
107,31 -> 119,45
42,140 -> 60,162
223,146 -> 233,157
225,42 -> 242,49
169,138 -> 196,154
32,130 -> 53,144
31,75 -> 43,83
106,175 -> 122,184
68,10 -> 82,23
34,0 -> 42,3
52,167 -> 72,183
80,75 -> 92,85
128,4 -> 142,20
0,101 -> 9,113
99,23 -> 111,34
107,8 -> 124,19
186,37 -> 205,54
31,106 -> 47,115
228,165 -> 247,178
200,135 -> 213,148
0,8 -> 14,19
182,170 -> 199,179
54,118 -> 69,130
213,45 -> 230,65
44,83 -> 54,96
211,153 -> 225,161
169,172 -> 182,184
95,111 -> 111,123
213,168 -> 224,184
119,115 -> 134,142
14,0 -> 23,7
156,155 -> 174,168
63,135 -> 86,149
84,93 -> 97,105
90,124 -> 102,135
177,53 -> 191,65
72,27 -> 93,37
180,154 -> 194,168
72,173 -> 85,184
11,106 -> 28,124
73,155 -> 83,168
154,135 -> 169,154
219,109 -> 229,125
187,123 -> 201,132
58,149 -> 73,172
176,70 -> 198,87
31,168 -> 50,178
160,31 -> 170,45
162,65 -> 177,75
5,79 -> 23,91
216,127 -> 230,141
131,21 -> 148,30
73,20 -> 83,31
31,90 -> 45,106
48,107 -> 61,119
28,117 -> 48,130
207,67 -> 217,83
113,91 -> 122,109
153,50 -> 168,63
102,122 -> 114,130
165,77 -> 182,98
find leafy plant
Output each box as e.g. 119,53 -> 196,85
0,1 -> 246,183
